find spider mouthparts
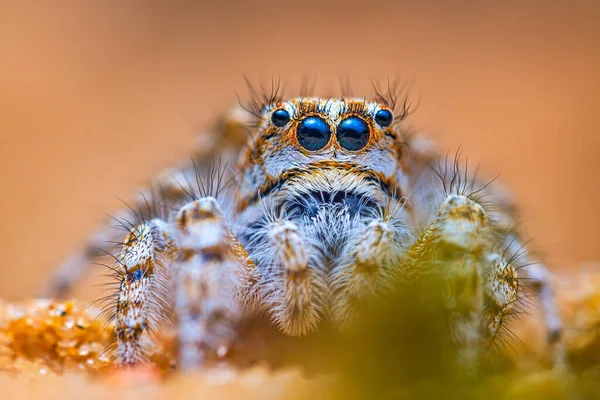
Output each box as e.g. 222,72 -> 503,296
286,190 -> 376,218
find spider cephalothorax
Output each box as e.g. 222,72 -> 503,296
234,98 -> 412,335
236,98 -> 404,211
44,87 -> 562,371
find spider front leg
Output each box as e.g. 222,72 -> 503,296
113,197 -> 259,370
257,220 -> 326,336
330,208 -> 409,328
172,197 -> 256,370
401,194 -> 492,367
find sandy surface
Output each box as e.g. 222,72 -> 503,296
0,265 -> 598,399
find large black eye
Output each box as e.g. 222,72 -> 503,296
336,116 -> 370,151
374,109 -> 393,127
296,116 -> 331,150
271,108 -> 290,127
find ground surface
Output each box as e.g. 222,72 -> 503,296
0,266 -> 598,399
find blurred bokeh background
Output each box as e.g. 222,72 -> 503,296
0,1 -> 598,300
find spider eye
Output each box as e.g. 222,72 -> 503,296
271,108 -> 291,127
336,116 -> 370,151
374,109 -> 393,127
296,116 -> 331,151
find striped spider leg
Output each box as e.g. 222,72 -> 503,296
398,193 -> 518,367
401,148 -> 562,366
114,196 -> 259,369
328,198 -> 411,329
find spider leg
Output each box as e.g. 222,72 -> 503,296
501,235 -> 564,364
114,218 -> 174,365
330,218 -> 408,328
172,197 -> 258,370
526,264 -> 562,341
404,143 -> 564,365
260,220 -> 326,336
111,196 -> 258,369
483,252 -> 519,349
402,194 -> 491,367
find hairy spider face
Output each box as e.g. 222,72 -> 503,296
235,98 -> 407,218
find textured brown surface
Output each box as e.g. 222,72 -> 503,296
0,2 -> 599,301
0,266 -> 598,398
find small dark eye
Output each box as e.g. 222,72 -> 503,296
374,109 -> 393,127
271,108 -> 291,127
296,116 -> 331,151
336,116 -> 370,151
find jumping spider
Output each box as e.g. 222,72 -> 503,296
45,83 -> 562,371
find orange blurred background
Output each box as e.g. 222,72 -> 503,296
0,1 -> 598,300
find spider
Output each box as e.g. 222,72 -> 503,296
43,82 -> 563,371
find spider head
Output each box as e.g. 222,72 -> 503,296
236,97 -> 408,215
